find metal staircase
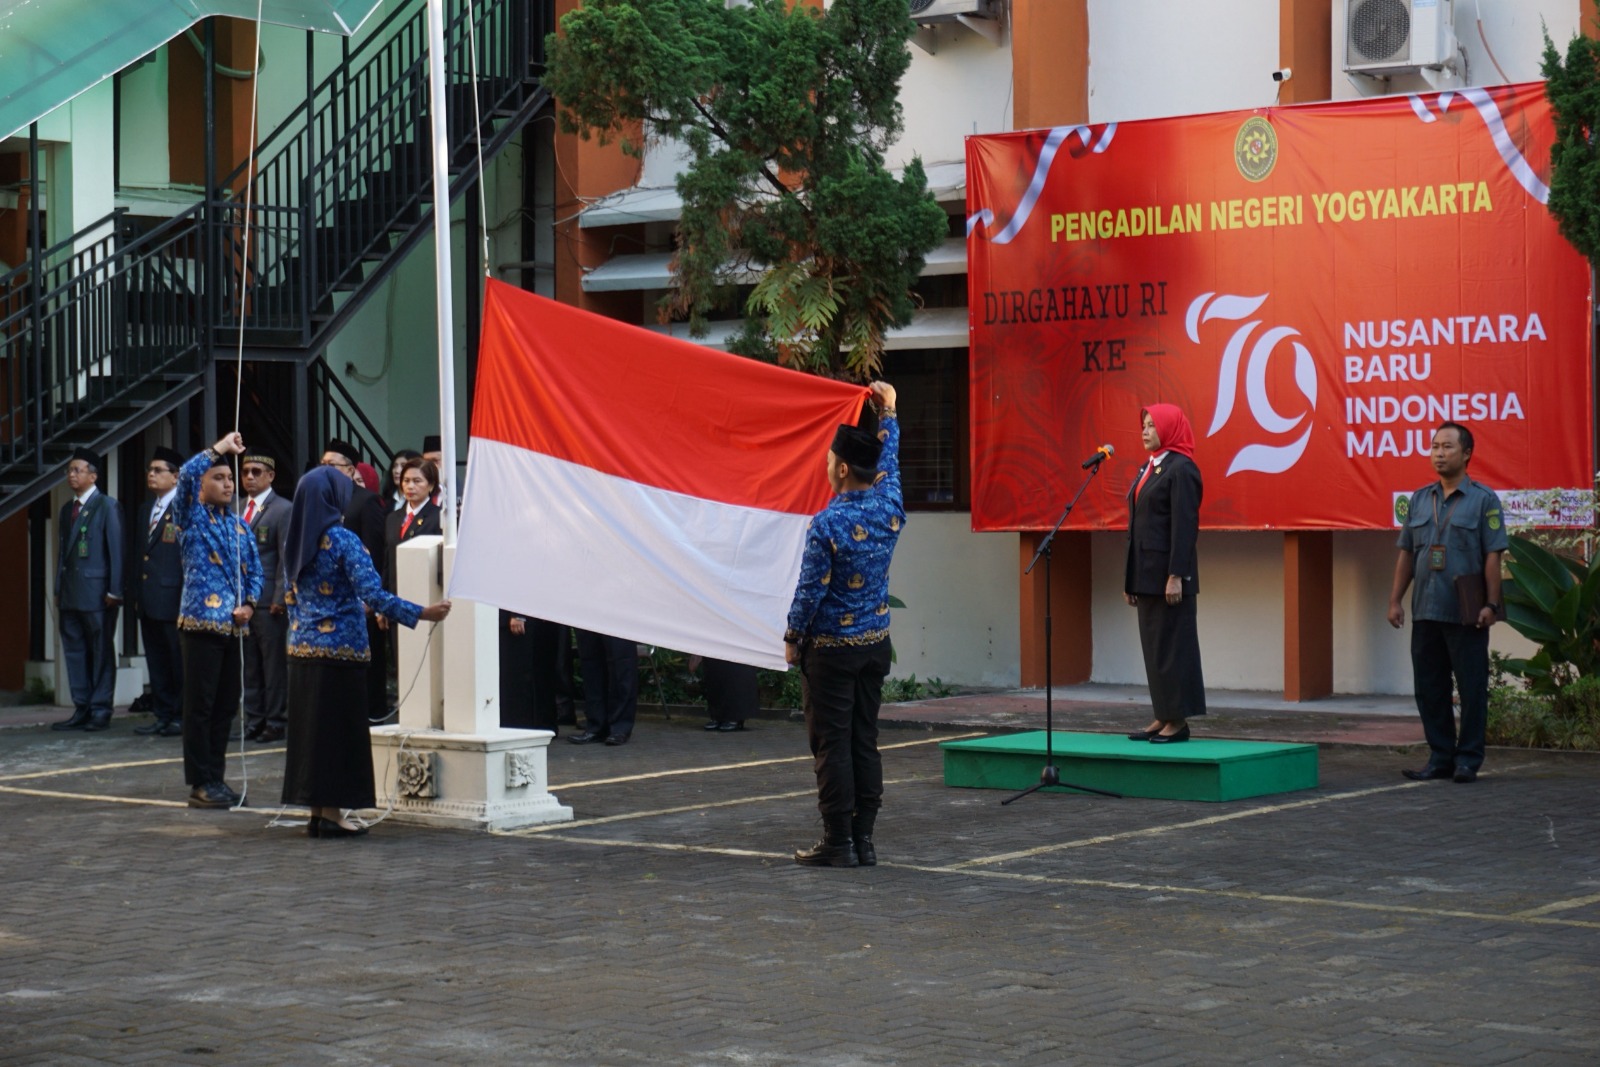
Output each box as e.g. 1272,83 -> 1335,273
0,0 -> 552,524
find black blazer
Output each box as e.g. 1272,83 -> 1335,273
1124,452 -> 1202,598
134,495 -> 184,621
341,484 -> 388,563
56,490 -> 125,612
383,500 -> 442,591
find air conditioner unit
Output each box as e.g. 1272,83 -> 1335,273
909,0 -> 1002,24
1344,0 -> 1457,76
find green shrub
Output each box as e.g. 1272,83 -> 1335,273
1487,675 -> 1600,750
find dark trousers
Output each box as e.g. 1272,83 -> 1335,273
243,609 -> 289,729
801,639 -> 891,818
703,658 -> 758,724
576,630 -> 638,738
499,613 -> 561,731
1411,619 -> 1490,772
139,612 -> 183,723
180,631 -> 242,787
365,615 -> 389,722
60,607 -> 117,715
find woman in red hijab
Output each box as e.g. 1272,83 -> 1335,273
1124,403 -> 1206,742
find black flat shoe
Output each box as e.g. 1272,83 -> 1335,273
703,721 -> 725,731
715,721 -> 746,732
1452,766 -> 1478,783
1149,725 -> 1191,744
306,818 -> 321,838
1402,765 -> 1453,781
1127,728 -> 1160,741
155,720 -> 184,737
567,731 -> 607,745
314,817 -> 368,838
51,710 -> 92,731
604,731 -> 632,746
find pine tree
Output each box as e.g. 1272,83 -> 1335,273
1542,27 -> 1600,266
543,0 -> 949,379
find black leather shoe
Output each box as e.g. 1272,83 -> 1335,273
155,720 -> 184,737
51,709 -> 92,731
243,721 -> 265,741
82,710 -> 112,732
853,835 -> 877,867
1148,725 -> 1190,744
703,720 -> 725,731
794,838 -> 859,867
1453,766 -> 1478,783
255,725 -> 286,743
1402,765 -> 1453,781
314,817 -> 368,838
133,719 -> 166,735
715,721 -> 746,732
187,784 -> 233,809
567,731 -> 607,745
604,731 -> 632,746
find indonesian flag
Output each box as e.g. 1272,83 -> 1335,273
449,280 -> 868,669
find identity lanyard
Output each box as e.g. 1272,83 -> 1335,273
1427,489 -> 1463,572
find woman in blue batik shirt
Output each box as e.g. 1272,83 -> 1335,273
281,467 -> 451,838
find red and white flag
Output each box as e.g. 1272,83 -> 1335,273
450,280 -> 867,669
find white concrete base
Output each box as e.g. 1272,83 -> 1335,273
369,725 -> 572,832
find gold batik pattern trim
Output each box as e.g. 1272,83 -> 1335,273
178,617 -> 247,638
807,628 -> 890,650
288,643 -> 372,663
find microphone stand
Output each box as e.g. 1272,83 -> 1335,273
1003,460 -> 1123,805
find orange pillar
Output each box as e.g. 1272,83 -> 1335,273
167,18 -> 259,189
1284,532 -> 1333,701
1278,2 -> 1335,699
1584,1 -> 1600,37
1011,2 -> 1092,687
1278,0 -> 1333,104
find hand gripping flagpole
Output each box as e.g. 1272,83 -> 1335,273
426,0 -> 458,547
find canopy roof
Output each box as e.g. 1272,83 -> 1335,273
0,0 -> 386,143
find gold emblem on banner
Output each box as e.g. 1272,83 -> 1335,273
1235,116 -> 1277,183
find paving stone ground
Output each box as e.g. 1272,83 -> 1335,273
2,703 -> 1597,1066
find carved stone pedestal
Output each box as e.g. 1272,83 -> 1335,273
369,726 -> 572,831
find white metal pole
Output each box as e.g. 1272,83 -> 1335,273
426,0 -> 458,546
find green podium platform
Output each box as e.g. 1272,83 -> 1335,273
942,731 -> 1319,802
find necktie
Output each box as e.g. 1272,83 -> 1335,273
243,498 -> 256,525
149,506 -> 161,536
1134,461 -> 1155,500
71,500 -> 81,524
400,510 -> 414,538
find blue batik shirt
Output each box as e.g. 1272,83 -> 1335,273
785,413 -> 905,648
175,450 -> 263,637
286,525 -> 423,662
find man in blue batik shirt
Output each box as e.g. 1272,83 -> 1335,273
175,432 -> 264,808
785,380 -> 904,869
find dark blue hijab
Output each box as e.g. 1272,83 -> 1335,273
286,467 -> 353,583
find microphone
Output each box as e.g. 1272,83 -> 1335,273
1080,443 -> 1115,469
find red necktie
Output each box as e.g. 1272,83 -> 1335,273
400,511 -> 414,538
71,500 -> 82,523
1134,461 -> 1155,500
243,499 -> 256,525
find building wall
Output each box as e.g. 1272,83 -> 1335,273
888,513 -> 1021,687
890,19 -> 1014,171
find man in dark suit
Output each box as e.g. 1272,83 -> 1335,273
52,447 -> 125,732
322,438 -> 392,723
132,446 -> 186,737
239,451 -> 293,743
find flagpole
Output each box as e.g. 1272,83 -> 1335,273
426,0 -> 458,546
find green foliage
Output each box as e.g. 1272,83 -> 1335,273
1542,27 -> 1600,266
544,0 -> 948,379
1488,675 -> 1600,750
1500,534 -> 1600,692
18,676 -> 54,706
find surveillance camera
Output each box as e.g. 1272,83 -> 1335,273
1272,67 -> 1293,83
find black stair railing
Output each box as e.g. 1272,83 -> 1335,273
0,205 -> 207,477
216,0 -> 542,347
309,358 -> 394,473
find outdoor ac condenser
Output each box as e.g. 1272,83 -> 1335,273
909,0 -> 1002,23
1344,0 -> 1457,76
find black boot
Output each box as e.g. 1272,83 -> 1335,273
51,709 -> 92,731
851,809 -> 877,867
794,814 -> 858,868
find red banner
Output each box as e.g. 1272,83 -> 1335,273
966,83 -> 1593,531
